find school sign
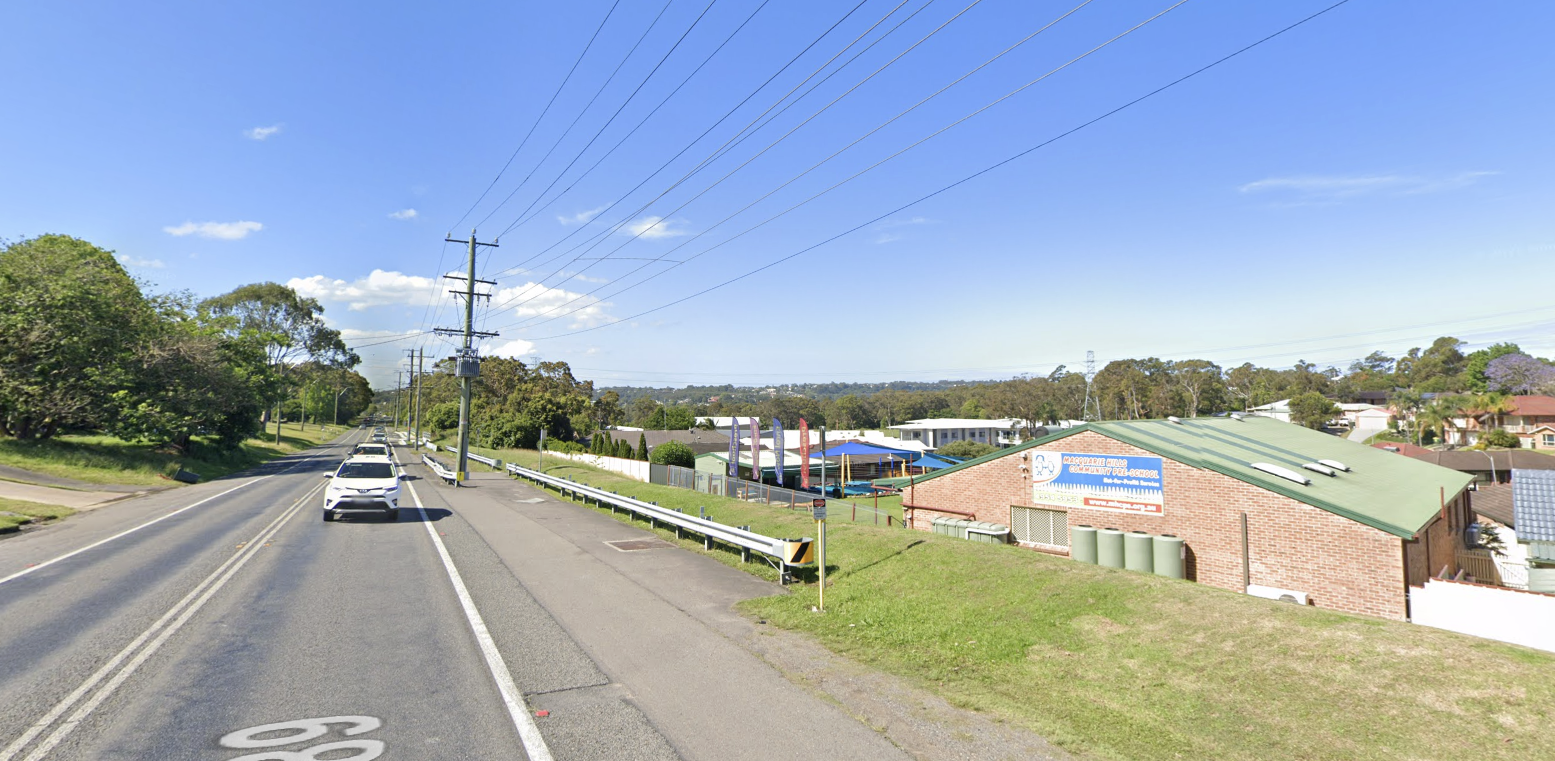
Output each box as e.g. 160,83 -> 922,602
1029,450 -> 1165,515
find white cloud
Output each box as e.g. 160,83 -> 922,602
388,208 -> 418,220
622,215 -> 688,239
570,272 -> 608,284
486,338 -> 538,360
558,206 -> 606,225
163,220 -> 263,240
244,124 -> 282,141
493,281 -> 614,328
872,215 -> 934,244
288,269 -> 440,311
115,254 -> 165,269
1238,171 -> 1496,201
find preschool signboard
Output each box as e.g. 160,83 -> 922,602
1029,450 -> 1165,515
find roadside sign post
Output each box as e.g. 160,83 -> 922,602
538,427 -> 546,473
813,499 -> 828,612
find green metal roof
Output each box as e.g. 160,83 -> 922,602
892,417 -> 1473,538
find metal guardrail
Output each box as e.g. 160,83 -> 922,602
422,453 -> 457,485
506,462 -> 814,578
468,452 -> 501,469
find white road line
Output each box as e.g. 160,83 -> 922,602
402,468 -> 555,761
0,443 -> 338,587
3,479 -> 324,761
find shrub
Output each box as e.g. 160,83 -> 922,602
648,440 -> 696,468
1480,428 -> 1521,448
935,440 -> 997,458
638,432 -> 650,461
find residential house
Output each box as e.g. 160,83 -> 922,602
890,418 -> 1026,449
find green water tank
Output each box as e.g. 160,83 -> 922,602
1152,534 -> 1185,579
1124,531 -> 1154,572
1097,528 -> 1125,568
1071,525 -> 1098,564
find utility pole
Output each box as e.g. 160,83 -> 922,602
414,348 -> 425,448
334,387 -> 347,427
436,230 -> 499,483
394,371 -> 403,432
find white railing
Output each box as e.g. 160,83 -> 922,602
506,462 -> 813,577
421,453 -> 457,485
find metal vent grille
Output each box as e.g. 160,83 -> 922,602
1011,506 -> 1068,547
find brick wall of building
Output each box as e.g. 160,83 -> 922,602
905,430 -> 1422,620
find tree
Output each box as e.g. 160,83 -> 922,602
1171,359 -> 1223,417
936,440 -> 997,458
959,398 -> 985,418
638,432 -> 649,460
1288,392 -> 1339,430
1463,343 -> 1522,392
615,439 -> 632,459
648,439 -> 695,468
593,390 -> 624,431
1415,397 -> 1466,445
631,396 -> 661,426
1485,354 -> 1555,394
200,282 -> 357,441
425,401 -> 460,431
0,235 -> 155,439
645,405 -> 695,430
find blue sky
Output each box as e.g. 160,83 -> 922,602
5,0 -> 1553,390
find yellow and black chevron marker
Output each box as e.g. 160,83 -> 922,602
782,538 -> 815,566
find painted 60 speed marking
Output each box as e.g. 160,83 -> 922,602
220,716 -> 384,761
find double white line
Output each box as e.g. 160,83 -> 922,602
0,479 -> 326,761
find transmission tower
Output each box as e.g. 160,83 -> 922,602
1082,350 -> 1101,422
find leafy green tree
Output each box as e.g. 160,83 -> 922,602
0,235 -> 155,439
1415,396 -> 1467,445
1288,392 -> 1339,429
649,440 -> 695,467
593,390 -> 624,431
645,405 -> 695,430
935,440 -> 997,458
959,398 -> 985,418
1463,343 -> 1522,392
109,295 -> 267,452
638,432 -> 649,460
615,439 -> 632,459
425,401 -> 460,431
200,282 -> 356,441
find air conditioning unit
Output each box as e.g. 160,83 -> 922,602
1246,584 -> 1309,605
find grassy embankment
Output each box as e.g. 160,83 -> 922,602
0,497 -> 75,533
460,443 -> 1555,761
0,423 -> 350,487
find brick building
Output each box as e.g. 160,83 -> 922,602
900,416 -> 1475,620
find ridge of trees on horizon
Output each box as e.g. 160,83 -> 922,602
0,235 -> 371,453
589,337 -> 1555,436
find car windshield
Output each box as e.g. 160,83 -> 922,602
336,462 -> 394,480
353,446 -> 387,455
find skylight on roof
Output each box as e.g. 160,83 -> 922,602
1317,459 -> 1351,472
1302,462 -> 1337,477
1251,462 -> 1312,485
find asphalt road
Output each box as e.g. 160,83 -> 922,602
0,431 -> 914,761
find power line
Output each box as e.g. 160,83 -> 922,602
472,0 -> 679,231
512,0 -> 1352,343
486,0 -> 988,316
480,0 -> 889,278
487,0 -> 726,238
494,0 -> 777,238
449,0 -> 624,231
499,0 -> 1156,331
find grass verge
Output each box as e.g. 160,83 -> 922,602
473,444 -> 1555,761
0,424 -> 351,487
0,497 -> 76,534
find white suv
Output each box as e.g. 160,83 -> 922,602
323,458 -> 403,522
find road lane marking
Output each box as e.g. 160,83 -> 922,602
0,479 -> 325,761
0,435 -> 353,587
401,465 -> 555,761
220,715 -> 385,760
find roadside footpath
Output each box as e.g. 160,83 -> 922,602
413,464 -> 1070,761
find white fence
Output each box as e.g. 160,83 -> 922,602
543,451 -> 650,482
1411,578 -> 1555,653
